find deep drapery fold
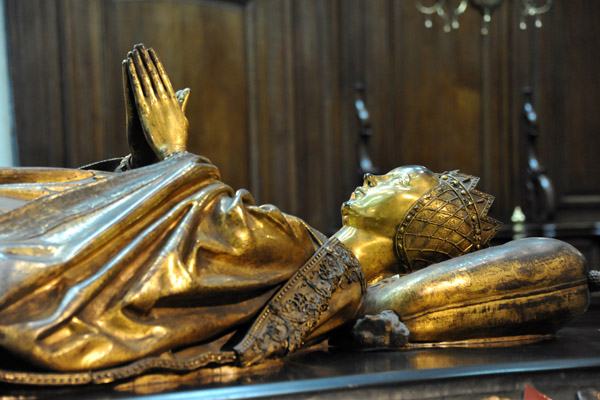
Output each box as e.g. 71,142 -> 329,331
0,153 -> 320,371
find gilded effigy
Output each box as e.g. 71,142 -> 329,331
0,45 -> 589,385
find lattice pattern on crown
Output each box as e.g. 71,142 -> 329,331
395,170 -> 502,274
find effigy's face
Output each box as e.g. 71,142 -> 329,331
342,166 -> 440,237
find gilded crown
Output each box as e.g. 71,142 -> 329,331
394,170 -> 502,274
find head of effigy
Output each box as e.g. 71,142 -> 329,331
341,166 -> 501,276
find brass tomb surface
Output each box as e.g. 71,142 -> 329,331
0,44 -> 589,385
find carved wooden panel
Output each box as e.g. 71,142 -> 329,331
5,0 -> 600,235
104,0 -> 249,190
7,0 -> 249,190
6,0 -> 65,166
335,1 -> 514,222
530,1 -> 600,223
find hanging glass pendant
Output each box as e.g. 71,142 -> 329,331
520,0 -> 553,30
414,0 -> 553,35
470,0 -> 503,35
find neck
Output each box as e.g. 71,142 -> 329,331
333,226 -> 398,283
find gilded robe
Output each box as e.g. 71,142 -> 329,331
0,152 -> 329,371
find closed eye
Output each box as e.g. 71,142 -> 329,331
395,172 -> 410,187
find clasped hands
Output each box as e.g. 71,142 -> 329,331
123,44 -> 190,168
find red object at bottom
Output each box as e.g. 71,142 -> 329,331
525,384 -> 553,400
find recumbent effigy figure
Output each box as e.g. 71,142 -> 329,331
0,44 -> 589,385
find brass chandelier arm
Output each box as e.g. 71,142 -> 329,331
523,0 -> 553,16
415,0 -> 443,15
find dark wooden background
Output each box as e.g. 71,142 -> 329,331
4,1 -> 600,250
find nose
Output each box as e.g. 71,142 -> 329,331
363,173 -> 377,187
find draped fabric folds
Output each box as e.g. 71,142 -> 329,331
0,153 -> 323,371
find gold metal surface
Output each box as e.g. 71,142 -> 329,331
0,44 -> 590,384
334,167 -> 500,282
335,166 -> 441,283
405,334 -> 554,349
0,152 -> 328,372
360,237 -> 589,342
125,44 -> 189,165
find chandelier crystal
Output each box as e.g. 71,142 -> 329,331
415,0 -> 553,35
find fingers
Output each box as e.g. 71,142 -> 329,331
122,59 -> 128,91
122,60 -> 135,111
126,55 -> 147,112
149,48 -> 175,97
176,88 -> 191,113
128,43 -> 176,105
130,48 -> 155,102
134,44 -> 167,99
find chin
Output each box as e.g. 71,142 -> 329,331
341,203 -> 352,225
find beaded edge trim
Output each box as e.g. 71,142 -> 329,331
0,351 -> 236,386
0,239 -> 364,385
234,237 -> 365,367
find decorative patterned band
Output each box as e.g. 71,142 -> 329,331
234,237 -> 364,367
0,351 -> 236,386
394,170 -> 500,274
0,238 -> 363,386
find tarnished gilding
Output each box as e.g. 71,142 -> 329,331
0,153 -> 326,371
361,237 -> 589,342
0,42 -> 590,386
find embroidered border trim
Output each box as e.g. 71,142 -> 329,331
0,239 -> 363,385
234,237 -> 364,367
0,351 -> 236,386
